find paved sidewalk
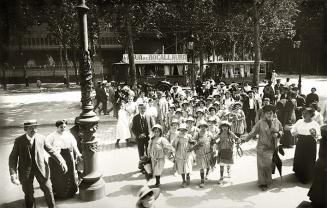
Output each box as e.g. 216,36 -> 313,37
0,140 -> 311,208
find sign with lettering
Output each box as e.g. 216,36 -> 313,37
122,54 -> 188,63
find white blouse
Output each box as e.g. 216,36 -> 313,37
291,119 -> 321,138
46,131 -> 81,156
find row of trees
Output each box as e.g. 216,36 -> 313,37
1,0 -> 324,88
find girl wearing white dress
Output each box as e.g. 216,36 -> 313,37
115,101 -> 131,146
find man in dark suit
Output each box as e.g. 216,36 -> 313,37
132,103 -> 155,159
9,120 -> 68,208
243,90 -> 260,133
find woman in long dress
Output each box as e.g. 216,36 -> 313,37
115,101 -> 132,147
308,125 -> 327,207
243,105 -> 283,191
46,120 -> 82,198
125,96 -> 138,143
291,107 -> 321,183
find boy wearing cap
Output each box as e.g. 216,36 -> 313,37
9,120 -> 68,208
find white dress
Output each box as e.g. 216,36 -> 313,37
116,109 -> 132,140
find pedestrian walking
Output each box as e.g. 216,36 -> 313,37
115,101 -> 132,147
9,120 -> 68,208
147,124 -> 174,188
192,120 -> 215,188
172,123 -> 194,188
132,103 -> 155,160
242,105 -> 283,191
216,121 -> 239,183
291,107 -> 321,183
46,120 -> 82,199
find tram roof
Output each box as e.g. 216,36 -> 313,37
205,60 -> 272,65
113,61 -> 194,65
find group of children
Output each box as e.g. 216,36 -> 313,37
146,100 -> 244,188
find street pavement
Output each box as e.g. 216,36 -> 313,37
1,75 -> 326,208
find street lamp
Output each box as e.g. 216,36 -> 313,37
76,0 -> 105,201
293,33 -> 302,93
187,33 -> 195,90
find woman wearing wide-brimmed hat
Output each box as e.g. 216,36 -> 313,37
148,124 -> 174,187
172,123 -> 194,188
192,120 -> 215,188
243,105 -> 283,191
216,121 -> 239,183
136,186 -> 160,208
291,107 -> 321,183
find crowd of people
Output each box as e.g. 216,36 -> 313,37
8,77 -> 327,208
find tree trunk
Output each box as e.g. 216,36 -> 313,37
200,44 -> 204,76
252,0 -> 261,87
232,41 -> 237,61
72,47 -> 79,84
63,44 -> 69,87
125,5 -> 136,86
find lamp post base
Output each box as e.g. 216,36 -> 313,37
79,178 -> 106,201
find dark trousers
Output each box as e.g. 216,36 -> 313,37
94,98 -> 101,110
246,109 -> 256,133
21,165 -> 56,208
99,100 -> 108,114
136,136 -> 149,159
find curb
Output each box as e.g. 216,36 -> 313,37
0,118 -> 117,129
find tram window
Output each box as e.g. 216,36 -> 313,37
40,38 -> 44,45
173,65 -> 179,75
157,65 -> 165,76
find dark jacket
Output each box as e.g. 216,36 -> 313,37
132,114 -> 155,138
9,134 -> 66,181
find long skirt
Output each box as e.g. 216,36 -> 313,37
257,146 -> 274,186
175,155 -> 193,174
49,149 -> 77,199
307,159 -> 327,207
280,129 -> 295,147
293,135 -> 317,183
151,158 -> 165,176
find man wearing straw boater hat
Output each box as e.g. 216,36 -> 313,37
9,120 -> 68,208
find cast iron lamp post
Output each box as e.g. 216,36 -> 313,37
76,0 -> 105,201
187,33 -> 196,90
293,34 -> 302,94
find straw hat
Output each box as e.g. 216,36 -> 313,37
219,121 -> 231,128
178,123 -> 188,131
136,186 -> 160,205
152,124 -> 163,132
175,108 -> 182,113
196,108 -> 205,114
197,120 -> 208,128
171,119 -> 179,125
186,116 -> 195,122
23,120 -> 39,127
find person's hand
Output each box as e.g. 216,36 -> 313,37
76,155 -> 83,163
10,174 -> 20,185
139,133 -> 146,138
309,128 -> 317,137
61,163 -> 68,174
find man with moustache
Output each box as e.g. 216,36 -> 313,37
9,120 -> 68,208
